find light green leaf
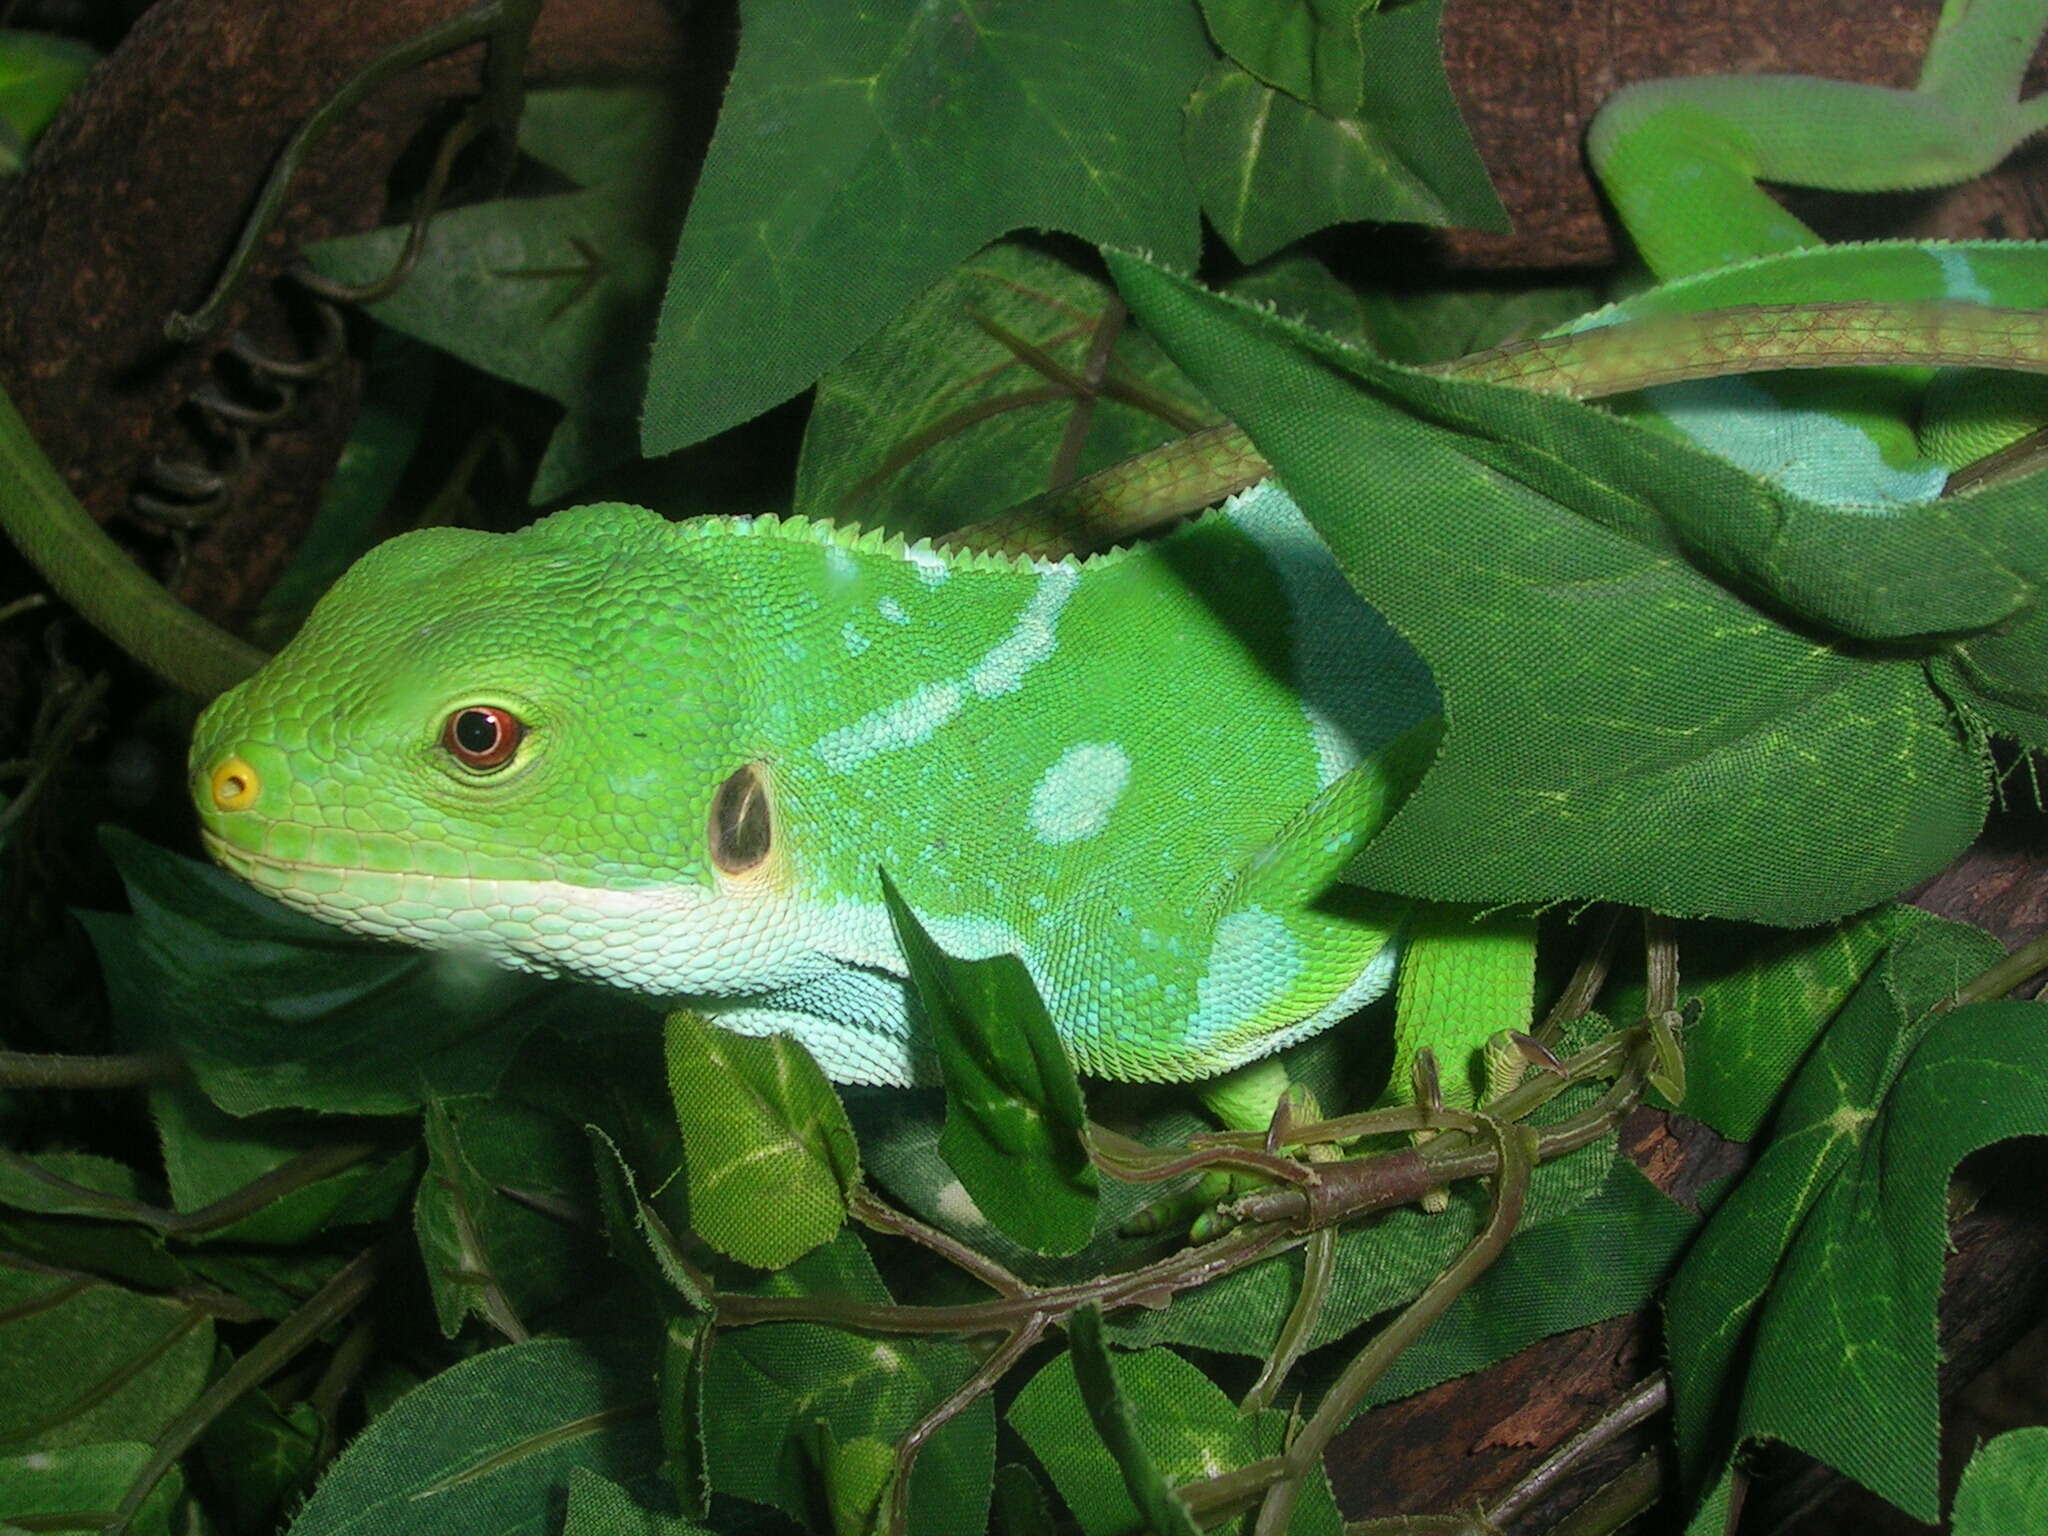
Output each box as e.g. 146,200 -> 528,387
1199,0 -> 1375,117
664,1010 -> 857,1269
1665,920 -> 2046,1524
1009,1331 -> 1340,1535
1952,1428 -> 2048,1536
703,1233 -> 993,1534
0,30 -> 94,172
283,1338 -> 665,1536
795,240 -> 1216,540
0,1443 -> 180,1536
0,1268 -> 214,1453
881,869 -> 1098,1255
562,1466 -> 712,1535
1183,0 -> 1505,264
642,0 -> 1210,452
1105,251 -> 1988,924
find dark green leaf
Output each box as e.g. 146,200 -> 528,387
1951,1428 -> 2048,1536
0,30 -> 94,171
664,1010 -> 857,1269
1105,252 -> 1987,924
795,240 -> 1216,539
1184,0 -> 1505,263
283,1338 -> 665,1536
0,1443 -> 181,1536
85,828 -> 619,1116
992,1461 -> 1060,1536
1664,920 -> 2044,1523
1198,0 -> 1374,116
198,1388 -> 319,1531
642,0 -> 1210,452
0,1268 -> 213,1453
1009,1331 -> 1341,1535
562,1466 -> 712,1535
302,88 -> 680,500
881,870 -> 1098,1255
703,1232 -> 993,1534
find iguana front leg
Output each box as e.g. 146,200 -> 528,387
1588,0 -> 2048,282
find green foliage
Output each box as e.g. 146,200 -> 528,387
882,870 -> 1099,1255
282,1338 -> 670,1535
1185,0 -> 1505,263
1952,1428 -> 2048,1535
0,30 -> 93,174
1664,921 -> 2046,1524
8,4 -> 2048,1534
664,1010 -> 859,1269
1105,249 -> 1994,924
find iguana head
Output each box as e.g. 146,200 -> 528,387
189,503 -> 788,997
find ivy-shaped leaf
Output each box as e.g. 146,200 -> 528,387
795,240 -> 1216,540
1184,0 -> 1505,264
1105,250 -> 1990,924
642,0 -> 1212,452
562,1466 -> 714,1536
303,87 -> 682,501
1664,919 -> 2047,1525
664,1010 -> 858,1269
1198,0 -> 1377,117
881,870 -> 1099,1255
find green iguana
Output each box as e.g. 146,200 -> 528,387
156,0 -> 2048,1103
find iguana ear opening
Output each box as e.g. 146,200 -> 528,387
709,764 -> 774,874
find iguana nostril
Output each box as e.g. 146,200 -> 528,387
209,756 -> 260,812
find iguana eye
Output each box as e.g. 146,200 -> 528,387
442,706 -> 524,771
709,764 -> 773,873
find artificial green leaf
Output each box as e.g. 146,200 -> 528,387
1951,1427 -> 2048,1536
0,30 -> 94,173
84,828 -> 640,1116
881,869 -> 1098,1255
664,1010 -> 857,1269
992,1461 -> 1060,1536
1063,1307 -> 1201,1536
1362,1158 -> 1696,1410
1105,251 -> 1988,924
1009,1332 -> 1340,1535
197,1388 -> 319,1532
1227,257 -> 1599,365
416,1095 -> 519,1339
800,1421 -> 896,1536
0,1149 -> 157,1221
1183,0 -> 1506,264
303,87 -> 679,501
563,1466 -> 712,1535
151,1083 -> 413,1245
1665,920 -> 2046,1525
1199,0 -> 1374,117
0,1443 -> 180,1536
642,0 -> 1210,452
0,1268 -> 214,1452
795,240 -> 1216,539
282,1338 -> 666,1536
703,1232 -> 993,1534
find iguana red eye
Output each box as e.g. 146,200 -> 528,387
442,706 -> 524,771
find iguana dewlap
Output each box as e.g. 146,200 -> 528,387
191,482 -> 1434,1086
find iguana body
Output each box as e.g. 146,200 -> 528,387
180,0 -> 2048,1097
